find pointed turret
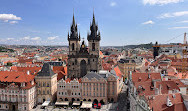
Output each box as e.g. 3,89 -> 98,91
72,13 -> 75,26
68,13 -> 79,41
79,32 -> 81,41
67,31 -> 69,40
87,12 -> 100,41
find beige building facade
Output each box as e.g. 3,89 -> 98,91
35,63 -> 57,104
81,71 -> 123,104
118,56 -> 145,79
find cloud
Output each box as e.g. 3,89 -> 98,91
7,38 -> 14,40
143,0 -> 183,5
31,37 -> 41,40
178,20 -> 188,23
9,21 -> 18,24
22,36 -> 30,40
142,20 -> 155,25
158,11 -> 188,19
47,36 -> 58,40
168,26 -> 188,29
110,1 -> 117,7
0,14 -> 21,21
3,20 -> 8,22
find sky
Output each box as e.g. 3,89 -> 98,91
0,0 -> 188,46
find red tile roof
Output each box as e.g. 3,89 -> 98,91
147,93 -> 186,111
134,80 -> 180,96
114,66 -> 122,79
0,71 -> 35,83
172,79 -> 186,87
13,66 -> 42,75
132,72 -> 161,84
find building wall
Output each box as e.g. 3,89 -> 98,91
0,85 -> 36,111
35,74 -> 57,104
57,79 -> 81,102
81,78 -> 107,104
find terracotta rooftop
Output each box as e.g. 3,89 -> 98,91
132,72 -> 161,84
134,80 -> 180,96
0,71 -> 35,83
147,93 -> 186,111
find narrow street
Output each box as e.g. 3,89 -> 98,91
113,84 -> 129,111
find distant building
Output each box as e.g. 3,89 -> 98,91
35,63 -> 57,104
118,56 -> 145,79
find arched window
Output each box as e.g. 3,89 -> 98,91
92,43 -> 95,51
72,43 -> 75,51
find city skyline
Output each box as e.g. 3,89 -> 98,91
0,0 -> 188,46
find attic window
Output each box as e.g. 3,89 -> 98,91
5,76 -> 8,79
15,76 -> 19,79
138,77 -> 142,81
167,84 -> 171,89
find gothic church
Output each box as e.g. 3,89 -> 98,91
67,13 -> 102,78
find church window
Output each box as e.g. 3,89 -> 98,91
93,59 -> 95,62
72,43 -> 75,51
75,59 -> 77,64
92,43 -> 95,51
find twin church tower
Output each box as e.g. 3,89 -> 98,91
67,12 -> 102,78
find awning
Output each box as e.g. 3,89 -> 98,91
72,101 -> 80,106
42,101 -> 50,106
55,101 -> 69,106
80,102 -> 92,108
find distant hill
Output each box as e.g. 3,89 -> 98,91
101,43 -> 153,50
124,43 -> 153,49
0,46 -> 14,52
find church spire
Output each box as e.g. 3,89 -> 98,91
92,9 -> 95,25
72,13 -> 75,26
87,11 -> 100,41
68,12 -> 79,41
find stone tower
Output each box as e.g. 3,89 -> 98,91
87,12 -> 101,72
67,12 -> 102,79
153,41 -> 160,59
68,14 -> 80,55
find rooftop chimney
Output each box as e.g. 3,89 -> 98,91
159,84 -> 162,95
166,96 -> 173,107
27,70 -> 30,75
148,74 -> 151,79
